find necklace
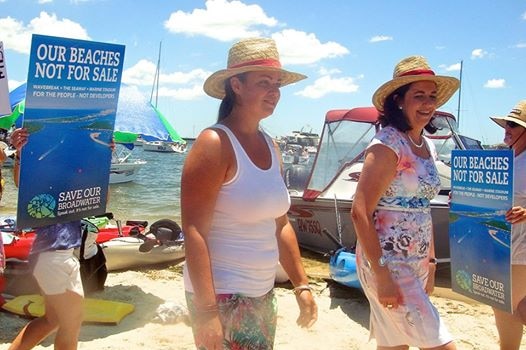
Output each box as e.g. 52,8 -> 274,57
407,133 -> 424,148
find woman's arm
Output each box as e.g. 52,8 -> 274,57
181,128 -> 232,348
425,228 -> 437,295
276,214 -> 317,328
351,144 -> 400,306
181,128 -> 229,307
9,128 -> 29,187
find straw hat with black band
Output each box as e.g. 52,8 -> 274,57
372,55 -> 460,112
203,37 -> 307,99
490,100 -> 526,129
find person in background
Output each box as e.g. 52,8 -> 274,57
351,56 -> 458,349
181,37 -> 317,350
489,100 -> 526,350
0,133 -> 9,304
8,127 -> 84,350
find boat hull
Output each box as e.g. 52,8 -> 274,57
100,237 -> 185,271
289,195 -> 451,261
109,161 -> 146,184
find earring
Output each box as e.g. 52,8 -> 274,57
398,106 -> 403,110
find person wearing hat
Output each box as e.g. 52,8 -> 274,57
351,56 -> 458,349
489,100 -> 526,350
180,37 -> 317,350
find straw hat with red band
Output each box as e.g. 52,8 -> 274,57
203,37 -> 307,99
490,100 -> 526,129
372,55 -> 460,112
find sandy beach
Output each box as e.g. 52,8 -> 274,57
0,259 -> 524,350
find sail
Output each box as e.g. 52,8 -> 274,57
151,104 -> 185,143
113,85 -> 184,144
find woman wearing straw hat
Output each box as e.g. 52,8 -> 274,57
351,56 -> 458,349
489,100 -> 526,350
181,37 -> 317,350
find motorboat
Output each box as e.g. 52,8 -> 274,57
282,143 -> 310,165
109,145 -> 146,184
280,127 -> 320,155
143,140 -> 186,153
286,107 -> 484,262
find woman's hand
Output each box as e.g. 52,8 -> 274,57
9,128 -> 29,153
506,206 -> 526,224
295,289 -> 317,328
425,263 -> 437,295
376,268 -> 402,309
194,312 -> 224,350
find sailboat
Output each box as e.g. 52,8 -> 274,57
140,41 -> 187,154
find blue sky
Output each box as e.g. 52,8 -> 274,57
1,0 -> 525,144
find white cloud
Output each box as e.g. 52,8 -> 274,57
272,29 -> 349,65
318,67 -> 342,75
122,59 -> 209,100
484,79 -> 505,89
164,0 -> 277,41
471,48 -> 487,59
157,84 -> 205,100
369,35 -> 393,43
38,0 -> 53,4
439,63 -> 461,72
296,75 -> 359,99
514,42 -> 526,48
522,11 -> 526,20
0,12 -> 89,54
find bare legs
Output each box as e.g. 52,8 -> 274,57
9,290 -> 83,350
493,265 -> 526,350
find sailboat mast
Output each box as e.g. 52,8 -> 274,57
150,41 -> 162,108
457,59 -> 463,129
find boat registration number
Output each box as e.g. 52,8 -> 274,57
297,218 -> 321,235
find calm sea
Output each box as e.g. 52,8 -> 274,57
0,142 -> 191,227
0,142 -> 330,277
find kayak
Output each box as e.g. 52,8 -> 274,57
2,223 -> 144,261
101,236 -> 185,271
329,248 -> 362,290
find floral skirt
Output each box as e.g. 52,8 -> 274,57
186,290 -> 277,350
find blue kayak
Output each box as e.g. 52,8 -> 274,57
329,248 -> 362,290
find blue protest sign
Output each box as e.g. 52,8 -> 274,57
449,149 -> 513,312
17,34 -> 125,228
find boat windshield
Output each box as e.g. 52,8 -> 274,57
307,119 -> 376,193
426,113 -> 484,165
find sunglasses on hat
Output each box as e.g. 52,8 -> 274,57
506,120 -> 520,128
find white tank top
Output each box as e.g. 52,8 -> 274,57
183,124 -> 291,297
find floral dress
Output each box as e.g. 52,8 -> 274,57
356,126 -> 453,348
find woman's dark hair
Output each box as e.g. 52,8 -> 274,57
378,83 -> 437,134
217,73 -> 247,122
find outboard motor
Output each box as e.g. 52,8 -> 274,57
139,219 -> 184,252
284,164 -> 310,192
149,219 -> 183,243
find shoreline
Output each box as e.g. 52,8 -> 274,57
1,259 -> 524,349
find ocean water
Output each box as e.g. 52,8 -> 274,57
0,142 -> 191,228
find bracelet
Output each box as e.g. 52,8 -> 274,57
194,302 -> 219,314
293,284 -> 313,296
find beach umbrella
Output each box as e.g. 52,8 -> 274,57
0,83 -> 185,144
0,83 -> 25,129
